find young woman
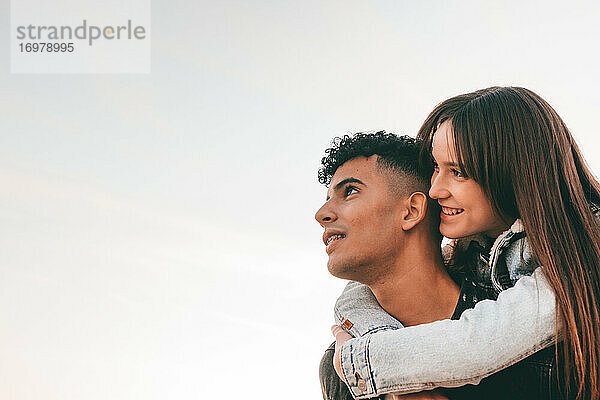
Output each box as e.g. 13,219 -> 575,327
330,87 -> 600,400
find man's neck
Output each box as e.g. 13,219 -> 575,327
368,239 -> 460,327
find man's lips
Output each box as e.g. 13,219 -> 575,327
324,233 -> 346,254
326,234 -> 346,246
323,230 -> 346,246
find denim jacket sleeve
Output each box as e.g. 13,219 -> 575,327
334,281 -> 404,338
337,267 -> 558,399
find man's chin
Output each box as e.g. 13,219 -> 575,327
327,261 -> 355,280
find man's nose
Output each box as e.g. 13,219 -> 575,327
315,202 -> 336,227
429,172 -> 450,200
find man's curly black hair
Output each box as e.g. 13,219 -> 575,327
318,131 -> 433,192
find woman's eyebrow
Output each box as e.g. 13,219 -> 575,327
440,161 -> 460,167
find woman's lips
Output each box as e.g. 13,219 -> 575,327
440,206 -> 464,219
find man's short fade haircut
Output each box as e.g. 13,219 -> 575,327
318,131 -> 433,196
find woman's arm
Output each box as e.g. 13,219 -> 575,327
334,281 -> 404,337
337,267 -> 558,399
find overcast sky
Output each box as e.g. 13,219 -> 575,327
2,1 -> 600,399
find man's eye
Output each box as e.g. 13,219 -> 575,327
344,186 -> 358,197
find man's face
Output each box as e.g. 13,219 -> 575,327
314,156 -> 406,283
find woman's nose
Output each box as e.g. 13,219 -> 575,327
429,172 -> 450,200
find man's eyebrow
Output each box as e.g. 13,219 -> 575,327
334,177 -> 365,191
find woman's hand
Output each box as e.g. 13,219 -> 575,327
331,325 -> 448,400
331,325 -> 353,382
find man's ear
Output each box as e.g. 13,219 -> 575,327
400,192 -> 428,231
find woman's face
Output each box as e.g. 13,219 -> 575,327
430,121 -> 509,239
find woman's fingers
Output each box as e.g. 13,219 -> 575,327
331,325 -> 353,382
331,325 -> 352,341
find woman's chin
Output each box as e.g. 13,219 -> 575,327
440,224 -> 471,239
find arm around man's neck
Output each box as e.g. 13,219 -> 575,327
335,268 -> 557,398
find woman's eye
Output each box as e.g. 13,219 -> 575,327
344,186 -> 358,197
432,162 -> 439,171
452,169 -> 467,178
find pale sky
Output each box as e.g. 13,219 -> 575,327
1,1 -> 600,399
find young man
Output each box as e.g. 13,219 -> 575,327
315,132 -> 558,400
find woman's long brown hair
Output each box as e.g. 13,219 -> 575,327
417,87 -> 600,400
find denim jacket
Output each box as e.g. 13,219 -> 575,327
334,219 -> 560,398
321,277 -> 562,400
